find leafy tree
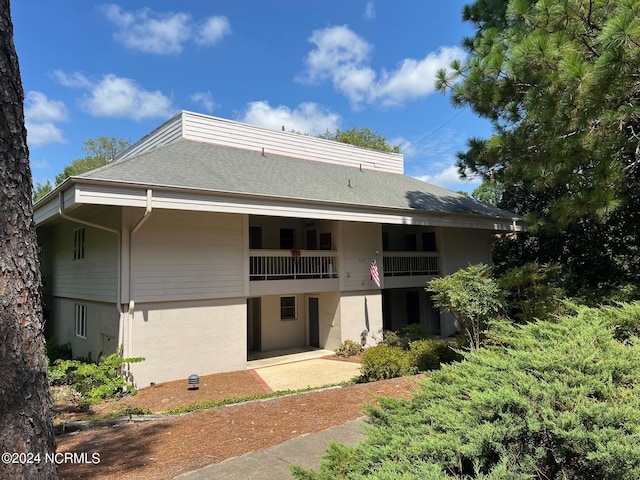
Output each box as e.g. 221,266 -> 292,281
32,179 -> 52,202
319,127 -> 401,153
54,136 -> 129,185
471,177 -> 503,206
33,136 -> 129,203
437,0 -> 640,293
0,1 -> 58,477
426,264 -> 504,350
293,303 -> 640,479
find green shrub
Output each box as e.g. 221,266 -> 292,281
294,303 -> 640,479
374,329 -> 406,348
334,339 -> 363,357
45,338 -> 72,364
427,263 -> 504,350
409,339 -> 461,372
359,345 -> 412,382
403,324 -> 429,343
49,346 -> 143,408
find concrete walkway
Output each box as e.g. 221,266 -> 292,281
175,417 -> 367,479
247,349 -> 362,392
252,359 -> 361,391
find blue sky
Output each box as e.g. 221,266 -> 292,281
12,1 -> 491,193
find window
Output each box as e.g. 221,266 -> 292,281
320,233 -> 332,250
74,228 -> 85,260
306,229 -> 317,250
404,234 -> 417,251
382,232 -> 389,251
280,228 -> 295,250
249,226 -> 262,249
75,304 -> 87,338
280,296 -> 296,320
422,232 -> 437,252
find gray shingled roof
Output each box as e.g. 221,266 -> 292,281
78,139 -> 517,219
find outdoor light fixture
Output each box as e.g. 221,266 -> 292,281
188,374 -> 200,390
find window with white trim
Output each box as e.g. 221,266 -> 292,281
280,296 -> 296,321
75,304 -> 87,338
73,228 -> 85,260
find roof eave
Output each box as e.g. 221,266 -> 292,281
36,177 -> 526,232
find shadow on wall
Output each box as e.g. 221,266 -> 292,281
362,298 -> 371,345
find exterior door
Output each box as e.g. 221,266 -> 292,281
247,298 -> 261,353
308,297 -> 320,348
406,291 -> 420,325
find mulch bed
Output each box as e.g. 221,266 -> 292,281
54,368 -> 426,480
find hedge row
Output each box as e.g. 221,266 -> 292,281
359,339 -> 462,382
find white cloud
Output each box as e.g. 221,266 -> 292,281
240,101 -> 341,135
364,1 -> 376,20
24,91 -> 67,146
414,165 -> 480,191
195,16 -> 231,46
85,75 -> 174,120
31,159 -> 51,170
301,25 -> 372,84
376,47 -> 464,106
388,136 -> 416,157
25,91 -> 67,122
54,71 -> 174,120
51,70 -> 93,88
190,91 -> 217,113
26,122 -> 66,147
299,25 -> 465,108
100,4 -> 231,55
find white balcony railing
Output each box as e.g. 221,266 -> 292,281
250,250 -> 338,281
383,252 -> 439,276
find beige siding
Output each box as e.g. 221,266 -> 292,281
181,112 -> 403,174
260,295 -> 306,351
115,111 -> 403,174
440,227 -> 493,275
132,210 -> 245,302
436,227 -> 493,337
340,222 -> 383,291
126,298 -> 246,386
46,220 -> 118,303
47,297 -> 119,361
339,292 -> 383,347
316,292 -> 341,351
113,113 -> 183,161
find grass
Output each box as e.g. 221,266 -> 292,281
162,381 -> 354,415
53,379 -> 357,425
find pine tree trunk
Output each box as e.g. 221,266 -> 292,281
0,0 -> 58,478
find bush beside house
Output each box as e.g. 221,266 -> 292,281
292,303 -> 640,479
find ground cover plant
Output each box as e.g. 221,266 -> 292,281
293,303 -> 640,479
49,347 -> 143,408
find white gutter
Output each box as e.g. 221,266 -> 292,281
58,191 -> 125,342
126,189 -> 153,358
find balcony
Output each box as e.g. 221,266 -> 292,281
383,252 -> 439,276
249,250 -> 338,281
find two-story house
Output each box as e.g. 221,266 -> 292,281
34,111 -> 523,387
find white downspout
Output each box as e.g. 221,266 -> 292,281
126,189 -> 153,358
58,191 -> 124,340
